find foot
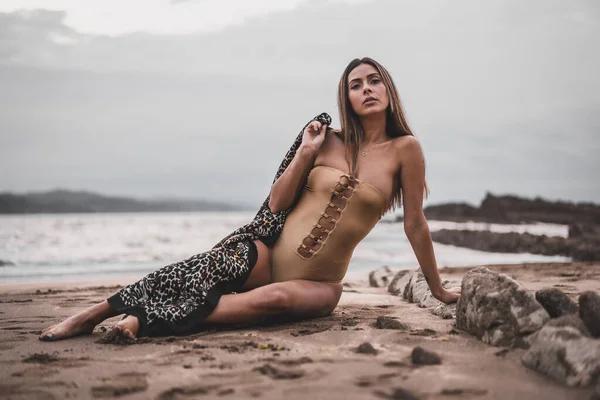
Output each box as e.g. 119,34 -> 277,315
97,316 -> 140,345
39,300 -> 116,342
116,315 -> 140,338
39,313 -> 97,341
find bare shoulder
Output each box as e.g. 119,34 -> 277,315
323,128 -> 344,146
391,135 -> 424,165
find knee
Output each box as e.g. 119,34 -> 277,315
258,287 -> 293,313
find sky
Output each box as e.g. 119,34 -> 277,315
0,0 -> 598,209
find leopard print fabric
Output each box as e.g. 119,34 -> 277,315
107,113 -> 332,337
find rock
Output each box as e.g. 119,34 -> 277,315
544,314 -> 591,336
369,266 -> 396,288
594,381 -> 600,400
388,270 -> 412,295
404,269 -> 457,319
456,266 -> 549,348
373,388 -> 421,400
535,288 -> 578,318
522,324 -> 600,387
374,316 -> 410,330
356,342 -> 378,355
431,302 -> 457,319
430,229 -> 600,262
405,269 -> 439,307
579,291 -> 600,338
411,347 -> 442,366
569,223 -> 600,239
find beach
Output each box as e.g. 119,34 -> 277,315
1,261 -> 598,399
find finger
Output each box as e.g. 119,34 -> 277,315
312,121 -> 322,132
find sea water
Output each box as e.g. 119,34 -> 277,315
0,212 -> 570,283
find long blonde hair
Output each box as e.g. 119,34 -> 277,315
337,57 -> 429,213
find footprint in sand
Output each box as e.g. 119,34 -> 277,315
91,372 -> 148,398
156,384 -> 221,400
355,372 -> 402,388
22,353 -> 89,368
0,384 -> 57,400
254,363 -> 304,380
373,388 -> 421,400
12,366 -> 60,379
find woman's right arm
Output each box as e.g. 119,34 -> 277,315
268,120 -> 328,213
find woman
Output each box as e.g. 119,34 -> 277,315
39,57 -> 460,342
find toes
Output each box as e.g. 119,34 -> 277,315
39,332 -> 56,341
122,328 -> 136,340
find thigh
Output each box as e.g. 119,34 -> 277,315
272,279 -> 343,319
203,279 -> 343,326
240,240 -> 272,291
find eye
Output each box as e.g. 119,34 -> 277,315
350,84 -> 360,90
371,78 -> 381,84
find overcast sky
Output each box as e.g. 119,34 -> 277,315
1,0 -> 598,209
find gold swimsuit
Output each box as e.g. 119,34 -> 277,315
271,165 -> 387,283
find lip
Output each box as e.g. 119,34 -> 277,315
363,97 -> 377,104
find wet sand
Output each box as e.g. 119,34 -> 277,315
1,262 -> 598,399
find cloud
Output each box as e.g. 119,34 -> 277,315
0,0 -> 599,206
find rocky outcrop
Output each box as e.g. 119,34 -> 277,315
535,288 -> 578,318
522,324 -> 600,387
418,192 -> 600,225
455,267 -> 549,348
430,229 -> 600,261
369,266 -> 395,288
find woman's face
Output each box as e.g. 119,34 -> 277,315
347,63 -> 389,117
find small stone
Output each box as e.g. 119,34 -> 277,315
356,342 -> 378,355
579,291 -> 600,338
373,388 -> 421,400
535,288 -> 578,318
411,346 -> 441,366
369,266 -> 396,288
374,316 -> 410,330
494,348 -> 509,357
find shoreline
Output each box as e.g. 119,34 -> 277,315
0,260 -> 584,290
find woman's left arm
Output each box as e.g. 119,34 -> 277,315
398,137 -> 460,304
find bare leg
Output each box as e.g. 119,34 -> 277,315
39,300 -> 118,341
96,241 -> 340,339
101,240 -> 274,339
202,279 -> 343,326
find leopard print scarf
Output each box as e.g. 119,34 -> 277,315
107,112 -> 332,336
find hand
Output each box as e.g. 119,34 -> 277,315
301,120 -> 327,154
433,288 -> 461,304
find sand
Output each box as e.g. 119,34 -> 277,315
1,262 -> 598,399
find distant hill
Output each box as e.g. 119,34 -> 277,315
0,189 -> 248,214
